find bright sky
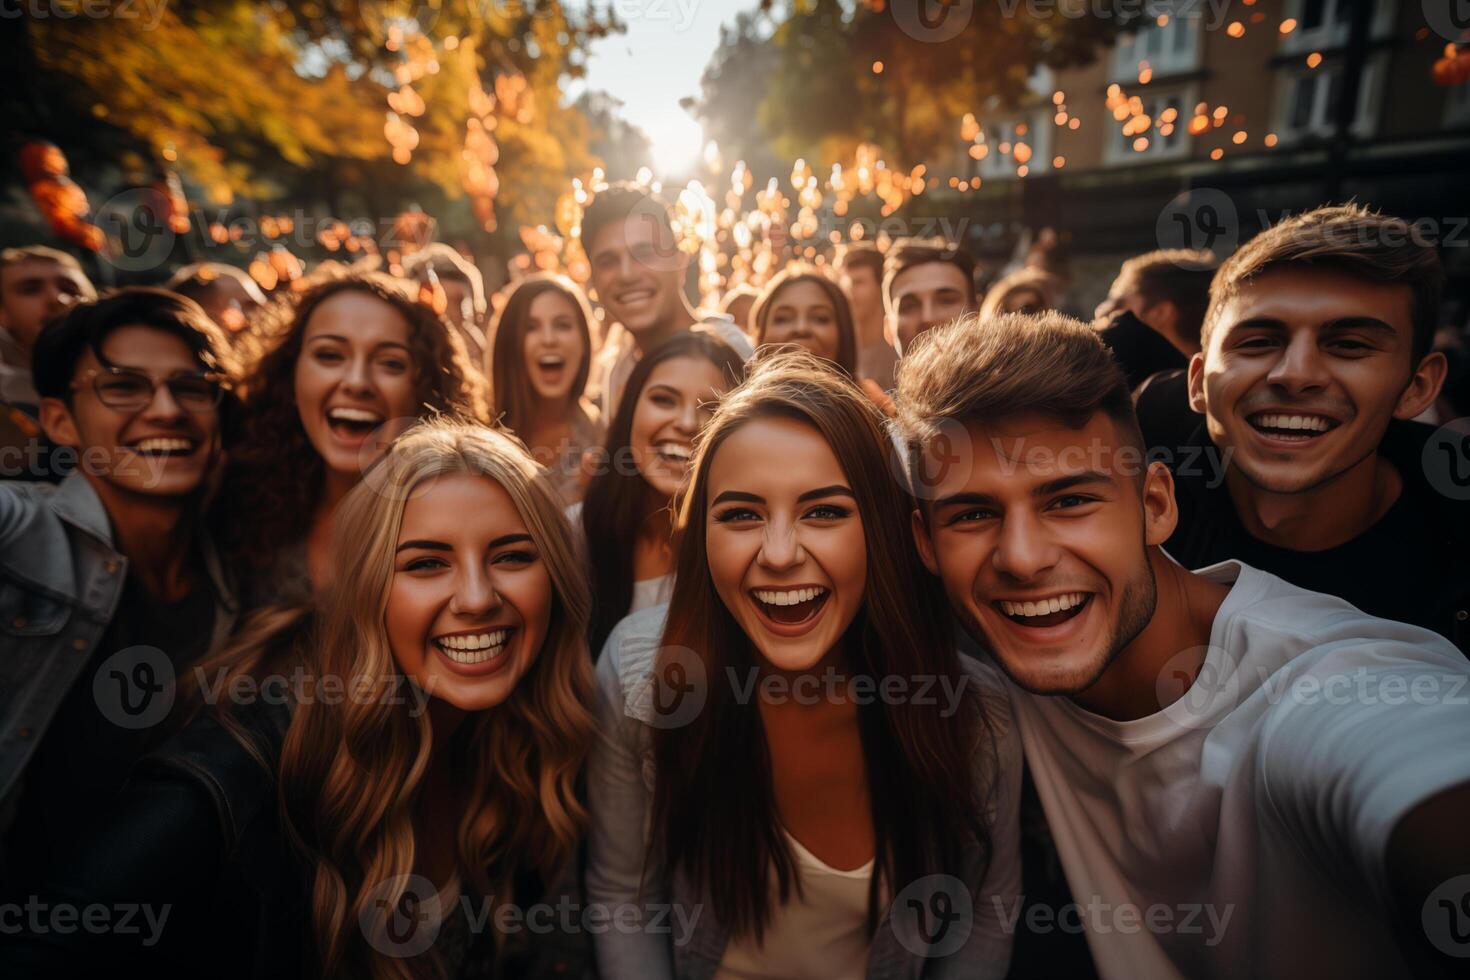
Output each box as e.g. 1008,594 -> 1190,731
571,0 -> 760,177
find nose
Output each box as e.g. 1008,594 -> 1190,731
341,353 -> 374,395
672,397 -> 699,435
139,381 -> 187,424
1265,331 -> 1330,395
450,563 -> 503,618
991,511 -> 1062,584
757,517 -> 805,572
533,321 -> 557,347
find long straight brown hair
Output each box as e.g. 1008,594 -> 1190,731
650,350 -> 994,942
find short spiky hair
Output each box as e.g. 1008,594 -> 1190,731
1116,248 -> 1216,346
894,311 -> 1141,487
577,181 -> 674,256
1203,204 -> 1443,363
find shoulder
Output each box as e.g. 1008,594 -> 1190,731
595,603 -> 671,723
698,314 -> 755,359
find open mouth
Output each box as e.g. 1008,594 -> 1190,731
1246,411 -> 1340,443
654,441 -> 691,465
126,436 -> 197,457
326,406 -> 385,440
616,287 -> 655,308
750,586 -> 830,630
433,628 -> 512,668
536,354 -> 567,383
994,592 -> 1092,629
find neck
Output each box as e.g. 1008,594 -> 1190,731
1224,449 -> 1399,551
319,467 -> 358,514
854,309 -> 885,349
635,303 -> 697,354
86,474 -> 196,600
427,696 -> 468,755
522,396 -> 576,450
1071,550 -> 1228,721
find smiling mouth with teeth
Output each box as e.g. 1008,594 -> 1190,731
327,406 -> 384,437
1247,412 -> 1339,441
434,628 -> 511,665
995,592 -> 1091,628
751,586 -> 830,625
654,442 -> 691,463
128,437 -> 196,456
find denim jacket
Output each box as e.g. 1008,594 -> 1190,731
586,604 -> 1022,980
0,473 -> 238,825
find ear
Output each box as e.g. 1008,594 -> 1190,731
38,397 -> 81,449
1392,351 -> 1448,421
911,507 -> 940,576
1186,352 -> 1207,414
1141,460 -> 1179,547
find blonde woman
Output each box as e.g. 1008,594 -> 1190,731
6,420 -> 596,980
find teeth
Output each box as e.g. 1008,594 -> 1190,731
1252,413 -> 1331,433
999,593 -> 1087,618
618,289 -> 654,304
655,442 -> 691,460
753,586 -> 828,606
434,629 -> 509,664
132,437 -> 193,453
538,355 -> 564,367
328,407 -> 383,423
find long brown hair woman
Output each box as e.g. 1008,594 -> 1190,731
486,273 -> 601,504
585,350 -> 1021,978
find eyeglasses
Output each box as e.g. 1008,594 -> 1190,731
74,366 -> 228,412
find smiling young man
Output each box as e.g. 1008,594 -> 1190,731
1146,205 -> 1465,654
896,311 -> 1470,979
0,288 -> 239,881
579,182 -> 751,417
0,246 -> 96,412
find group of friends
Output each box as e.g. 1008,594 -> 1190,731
0,183 -> 1466,980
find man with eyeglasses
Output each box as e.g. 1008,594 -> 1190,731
0,288 -> 241,883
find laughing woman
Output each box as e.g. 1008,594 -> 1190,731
580,329 -> 745,655
2,421 -> 596,979
586,351 -> 1021,979
750,265 -> 858,376
487,274 -> 602,505
218,273 -> 489,607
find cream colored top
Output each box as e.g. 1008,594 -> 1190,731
714,831 -> 874,980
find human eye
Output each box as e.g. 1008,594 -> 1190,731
946,507 -> 996,526
712,507 -> 761,524
402,555 -> 448,573
492,549 -> 538,567
377,354 -> 409,373
804,503 -> 851,521
649,391 -> 676,408
1047,493 -> 1101,513
312,346 -> 345,364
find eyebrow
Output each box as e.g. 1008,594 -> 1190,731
1224,316 -> 1400,336
710,485 -> 856,507
395,533 -> 533,553
307,334 -> 412,352
932,471 -> 1113,509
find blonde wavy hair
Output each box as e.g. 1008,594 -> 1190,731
277,417 -> 596,980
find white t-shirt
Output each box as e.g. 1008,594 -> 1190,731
714,831 -> 874,980
1000,559 -> 1470,980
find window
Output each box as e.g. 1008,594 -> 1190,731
1109,16 -> 1202,80
972,111 -> 1052,180
1274,55 -> 1384,141
1102,87 -> 1194,166
1279,0 -> 1395,53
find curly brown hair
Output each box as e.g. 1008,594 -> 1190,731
216,273 -> 490,589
